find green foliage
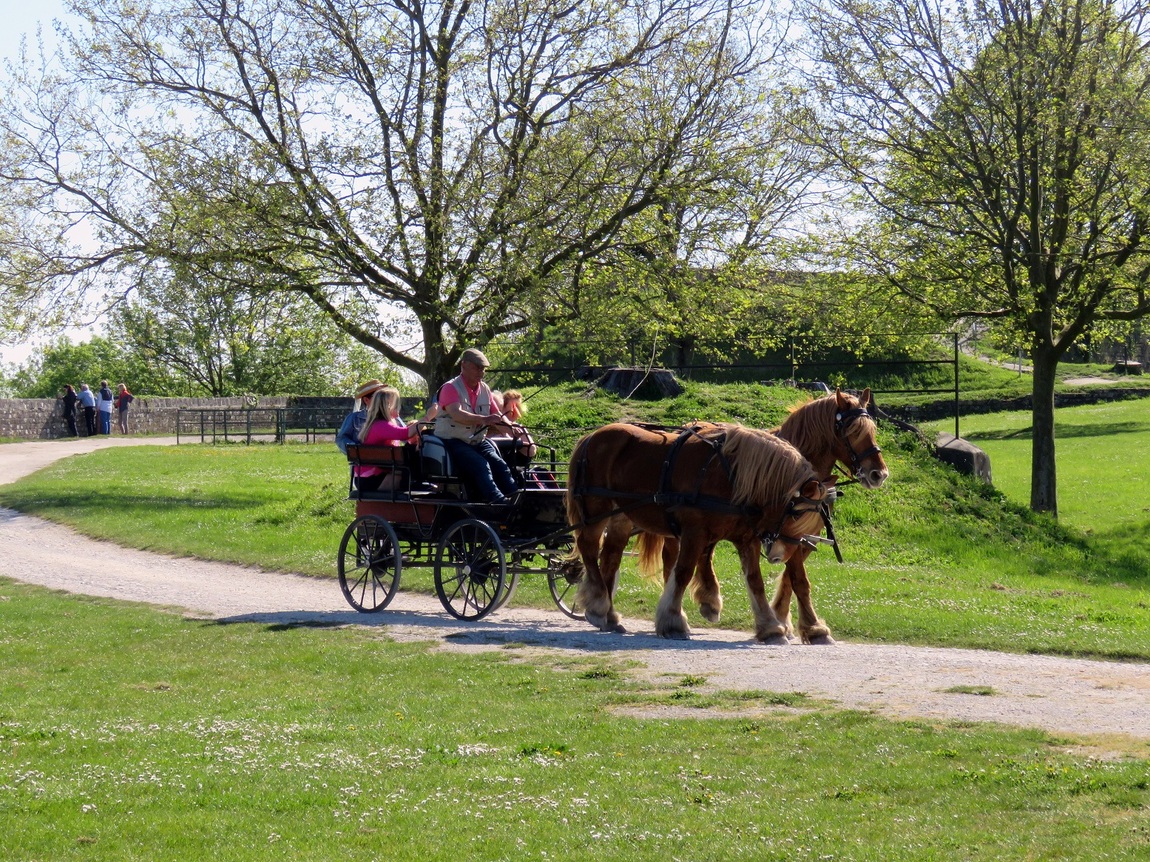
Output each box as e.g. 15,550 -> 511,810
114,272 -> 399,396
3,583 -> 1149,860
6,336 -> 172,398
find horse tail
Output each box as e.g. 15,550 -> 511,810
636,531 -> 665,581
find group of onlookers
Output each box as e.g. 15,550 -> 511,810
59,380 -> 134,436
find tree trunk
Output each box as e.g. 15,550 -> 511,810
1029,347 -> 1059,516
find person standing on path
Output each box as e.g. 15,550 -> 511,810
116,384 -> 134,434
78,384 -> 97,436
60,385 -> 79,437
96,380 -> 115,435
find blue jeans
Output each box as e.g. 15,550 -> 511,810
442,437 -> 517,501
99,411 -> 112,434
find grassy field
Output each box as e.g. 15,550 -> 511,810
922,398 -> 1150,569
3,581 -> 1149,861
3,380 -> 1150,858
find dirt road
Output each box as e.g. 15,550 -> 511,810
2,436 -> 1149,749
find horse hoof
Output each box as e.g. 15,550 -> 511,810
658,629 -> 691,640
756,632 -> 791,646
698,603 -> 722,624
804,633 -> 837,646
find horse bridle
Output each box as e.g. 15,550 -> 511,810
833,406 -> 881,484
760,480 -> 843,564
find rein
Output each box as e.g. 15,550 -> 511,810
758,482 -> 843,564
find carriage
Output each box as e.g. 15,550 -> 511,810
338,388 -> 885,641
337,430 -> 584,621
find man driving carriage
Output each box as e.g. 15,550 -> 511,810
433,348 -> 519,505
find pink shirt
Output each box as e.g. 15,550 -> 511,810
356,417 -> 411,477
437,380 -> 487,412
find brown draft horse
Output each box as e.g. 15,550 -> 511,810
566,422 -> 833,643
637,389 -> 889,644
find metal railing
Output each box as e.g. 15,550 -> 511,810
176,407 -> 346,444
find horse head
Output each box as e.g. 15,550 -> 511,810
764,476 -> 835,564
833,388 -> 889,489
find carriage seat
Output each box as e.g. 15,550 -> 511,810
345,444 -> 427,500
418,434 -> 454,479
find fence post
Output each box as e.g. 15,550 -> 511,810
953,332 -> 960,439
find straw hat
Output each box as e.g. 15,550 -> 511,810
353,379 -> 386,399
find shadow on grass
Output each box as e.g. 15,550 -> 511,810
0,486 -> 265,515
968,420 -> 1150,442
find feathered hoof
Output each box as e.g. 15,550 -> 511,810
585,609 -> 623,633
755,631 -> 791,646
802,632 -> 837,646
800,623 -> 836,645
697,602 -> 722,624
655,613 -> 692,640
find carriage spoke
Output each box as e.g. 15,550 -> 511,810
338,516 -> 402,612
434,518 -> 506,621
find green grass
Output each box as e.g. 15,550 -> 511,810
3,382 -> 1149,661
3,581 -> 1149,861
926,400 -> 1150,535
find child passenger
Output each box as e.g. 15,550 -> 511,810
354,386 -> 420,492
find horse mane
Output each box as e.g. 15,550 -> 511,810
776,391 -> 874,456
708,424 -> 811,507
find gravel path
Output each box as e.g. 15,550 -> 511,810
3,437 -> 1149,749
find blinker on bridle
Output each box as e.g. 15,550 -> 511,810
835,406 -> 882,481
760,480 -> 843,564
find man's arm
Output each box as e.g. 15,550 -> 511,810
335,412 -> 362,455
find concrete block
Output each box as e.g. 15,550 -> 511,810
935,433 -> 992,483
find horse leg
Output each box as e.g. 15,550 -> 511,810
788,549 -> 835,645
662,539 -> 722,623
771,558 -> 798,641
689,543 -> 723,623
581,517 -> 630,633
737,540 -> 789,645
654,534 -> 703,639
574,525 -> 610,631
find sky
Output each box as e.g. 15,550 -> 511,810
1,1 -> 79,366
0,0 -> 67,64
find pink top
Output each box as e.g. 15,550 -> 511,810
356,417 -> 412,477
437,380 -> 485,412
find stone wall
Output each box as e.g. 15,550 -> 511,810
0,396 -> 354,440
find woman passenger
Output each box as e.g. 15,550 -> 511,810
354,386 -> 419,492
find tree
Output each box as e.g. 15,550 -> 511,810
114,265 -> 398,396
0,0 -> 799,393
804,0 -> 1150,514
5,336 -> 164,398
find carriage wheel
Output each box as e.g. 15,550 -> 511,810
546,539 -> 585,621
338,515 -> 402,612
434,518 -> 506,621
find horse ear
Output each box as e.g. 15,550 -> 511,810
861,387 -> 873,410
835,388 -> 848,408
801,477 -> 823,500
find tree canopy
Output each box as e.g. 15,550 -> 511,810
805,0 -> 1150,513
0,0 -> 818,392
